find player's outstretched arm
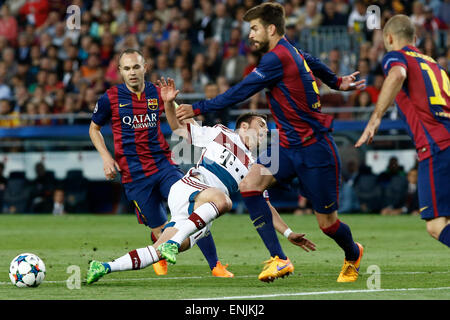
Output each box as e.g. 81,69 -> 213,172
176,52 -> 283,121
267,200 -> 316,252
157,77 -> 192,140
355,66 -> 406,147
299,49 -> 365,91
89,121 -> 121,180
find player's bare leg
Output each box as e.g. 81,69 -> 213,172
150,224 -> 165,239
426,217 -> 450,242
194,187 -> 233,211
315,210 -> 339,230
316,210 -> 363,282
433,217 -> 450,247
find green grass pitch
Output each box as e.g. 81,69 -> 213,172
0,213 -> 449,300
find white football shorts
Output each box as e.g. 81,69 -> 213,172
167,171 -> 214,248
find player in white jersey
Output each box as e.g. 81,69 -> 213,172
160,116 -> 266,254
86,78 -> 315,284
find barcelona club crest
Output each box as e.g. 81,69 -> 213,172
147,98 -> 158,110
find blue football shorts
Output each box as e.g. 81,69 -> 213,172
418,147 -> 450,220
257,134 -> 341,214
123,165 -> 184,228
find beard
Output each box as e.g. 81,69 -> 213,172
250,38 -> 270,54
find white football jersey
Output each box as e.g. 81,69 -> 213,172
186,123 -> 255,196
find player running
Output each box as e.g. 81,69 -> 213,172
356,15 -> 450,248
176,3 -> 365,282
86,78 -> 316,285
89,49 -> 232,278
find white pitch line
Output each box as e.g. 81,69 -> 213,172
0,275 -> 219,285
193,287 -> 450,300
1,271 -> 449,286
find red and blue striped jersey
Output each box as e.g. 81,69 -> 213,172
382,45 -> 450,161
92,82 -> 176,183
192,37 -> 341,148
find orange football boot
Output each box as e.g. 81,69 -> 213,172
152,259 -> 168,275
212,261 -> 234,278
337,242 -> 364,282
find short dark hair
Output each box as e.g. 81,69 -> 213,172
118,48 -> 145,65
235,112 -> 268,129
243,3 -> 285,36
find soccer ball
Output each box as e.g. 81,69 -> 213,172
9,253 -> 46,288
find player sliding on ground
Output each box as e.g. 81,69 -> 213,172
86,77 -> 316,285
355,15 -> 450,248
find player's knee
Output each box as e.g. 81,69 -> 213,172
239,177 -> 264,193
151,225 -> 165,239
426,218 -> 447,240
197,188 -> 232,214
426,223 -> 442,240
224,195 -> 233,212
316,211 -> 338,230
213,194 -> 232,214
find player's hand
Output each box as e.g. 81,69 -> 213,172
103,157 -> 121,180
176,104 -> 195,121
157,77 -> 179,103
339,71 -> 366,91
288,232 -> 316,252
355,117 -> 381,147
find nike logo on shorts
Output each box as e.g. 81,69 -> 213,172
325,202 -> 335,209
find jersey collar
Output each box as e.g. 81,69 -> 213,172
402,45 -> 421,53
121,82 -> 147,100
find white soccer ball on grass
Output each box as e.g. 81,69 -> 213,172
9,253 -> 46,288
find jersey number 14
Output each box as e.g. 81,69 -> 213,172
420,63 -> 450,106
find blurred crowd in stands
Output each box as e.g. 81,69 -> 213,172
0,0 -> 447,127
0,161 -> 76,214
0,160 -> 126,214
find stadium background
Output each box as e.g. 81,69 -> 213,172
0,0 -> 448,216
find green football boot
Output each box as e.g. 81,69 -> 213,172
86,260 -> 109,284
158,242 -> 179,265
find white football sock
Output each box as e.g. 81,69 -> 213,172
108,246 -> 159,272
170,202 -> 219,245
